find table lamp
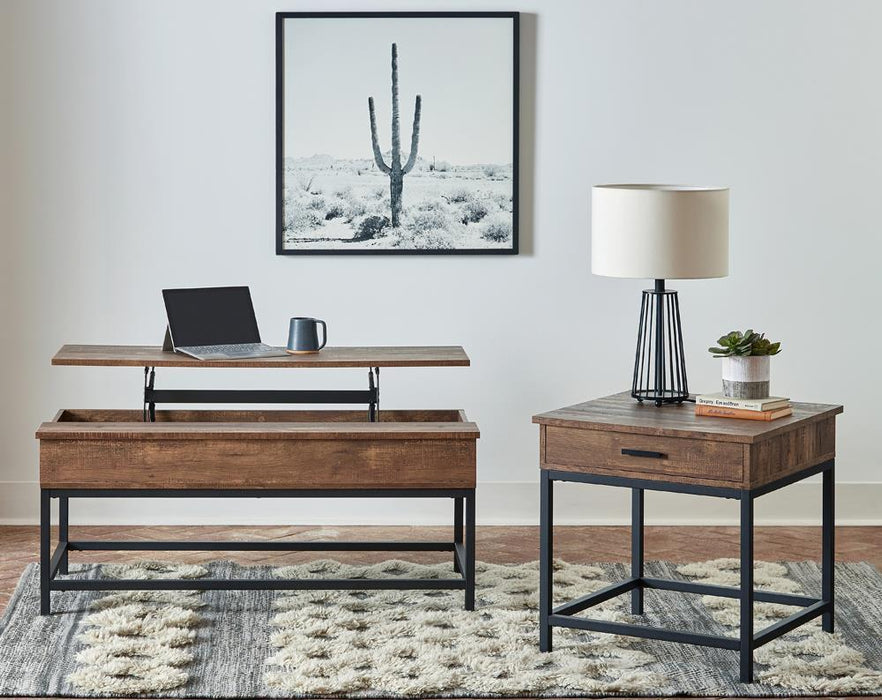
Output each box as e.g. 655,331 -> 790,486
591,184 -> 729,406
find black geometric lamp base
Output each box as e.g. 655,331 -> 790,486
631,279 -> 689,406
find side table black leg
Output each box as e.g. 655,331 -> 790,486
539,470 -> 553,652
822,460 -> 835,632
40,490 -> 51,616
631,487 -> 644,614
464,489 -> 476,611
453,497 -> 463,574
59,496 -> 69,575
740,492 -> 754,683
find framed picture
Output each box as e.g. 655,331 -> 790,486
276,12 -> 519,255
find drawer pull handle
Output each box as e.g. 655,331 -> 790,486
622,448 -> 667,459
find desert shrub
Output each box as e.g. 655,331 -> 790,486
489,191 -> 512,211
368,186 -> 386,200
446,187 -> 472,204
306,195 -> 326,211
331,187 -> 369,221
435,161 -> 452,172
482,165 -> 500,178
284,206 -> 323,234
344,197 -> 367,220
324,200 -> 346,220
395,228 -> 455,250
295,176 -> 316,193
354,215 -> 390,241
416,230 -> 454,249
480,213 -> 512,243
414,198 -> 451,214
404,206 -> 454,235
460,198 -> 489,224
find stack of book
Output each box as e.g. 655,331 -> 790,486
695,393 -> 792,421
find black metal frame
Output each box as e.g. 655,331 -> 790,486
40,488 -> 476,615
275,11 -> 520,256
632,279 -> 689,405
143,366 -> 381,422
539,460 -> 835,683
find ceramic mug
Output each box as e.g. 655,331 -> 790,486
286,317 -> 327,354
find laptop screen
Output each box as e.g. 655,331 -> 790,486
163,286 -> 261,347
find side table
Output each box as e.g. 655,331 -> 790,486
532,392 -> 843,683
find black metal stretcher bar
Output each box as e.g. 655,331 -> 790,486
143,366 -> 381,422
539,459 -> 835,684
40,487 -> 476,615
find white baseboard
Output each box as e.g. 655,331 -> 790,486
1,480 -> 879,526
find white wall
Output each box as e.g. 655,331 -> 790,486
2,0 -> 881,526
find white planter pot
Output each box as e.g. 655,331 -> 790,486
722,356 -> 771,399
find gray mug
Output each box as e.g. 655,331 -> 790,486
286,317 -> 327,354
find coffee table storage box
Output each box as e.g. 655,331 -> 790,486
38,409 -> 478,490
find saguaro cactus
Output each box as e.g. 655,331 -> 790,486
368,43 -> 421,228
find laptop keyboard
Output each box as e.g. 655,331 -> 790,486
178,343 -> 284,358
186,343 -> 268,355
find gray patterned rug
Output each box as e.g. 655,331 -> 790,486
0,558 -> 881,697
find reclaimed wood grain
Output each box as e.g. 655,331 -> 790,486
745,417 -> 836,487
534,392 -> 842,490
38,410 -> 480,441
51,344 -> 470,368
38,409 -> 478,489
544,426 -> 743,484
533,391 -> 842,445
40,438 -> 477,489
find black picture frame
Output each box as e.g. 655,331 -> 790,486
275,11 -> 520,256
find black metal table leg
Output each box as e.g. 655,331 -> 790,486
822,460 -> 835,632
464,489 -> 476,610
40,490 -> 51,615
453,497 -> 463,574
374,367 -> 380,421
144,367 -> 156,422
539,462 -> 833,682
59,496 -> 69,575
368,369 -> 376,421
631,487 -> 644,615
539,470 -> 553,651
740,491 -> 754,683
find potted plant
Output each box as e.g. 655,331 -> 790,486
708,329 -> 782,399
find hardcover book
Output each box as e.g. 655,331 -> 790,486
695,404 -> 793,421
695,392 -> 790,412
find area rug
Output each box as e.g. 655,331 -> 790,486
1,558 -> 881,697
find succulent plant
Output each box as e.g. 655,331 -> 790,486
708,329 -> 781,358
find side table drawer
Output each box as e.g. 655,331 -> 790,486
543,426 -> 743,484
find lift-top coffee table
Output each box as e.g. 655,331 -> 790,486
533,392 -> 842,683
37,345 -> 479,615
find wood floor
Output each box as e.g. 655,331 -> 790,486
0,525 -> 879,700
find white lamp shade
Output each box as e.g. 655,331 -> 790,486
591,184 -> 729,279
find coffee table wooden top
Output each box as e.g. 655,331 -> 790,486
52,345 -> 470,369
533,391 -> 843,444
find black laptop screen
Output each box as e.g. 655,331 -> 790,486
163,287 -> 261,347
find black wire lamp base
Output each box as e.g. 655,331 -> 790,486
632,279 -> 689,406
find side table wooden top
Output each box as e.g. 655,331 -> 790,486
534,392 -> 843,490
52,345 -> 470,369
533,391 -> 842,444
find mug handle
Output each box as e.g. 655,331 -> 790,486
316,320 -> 327,350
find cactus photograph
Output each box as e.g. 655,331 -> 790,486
276,13 -> 518,254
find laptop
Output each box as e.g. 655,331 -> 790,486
162,286 -> 288,360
